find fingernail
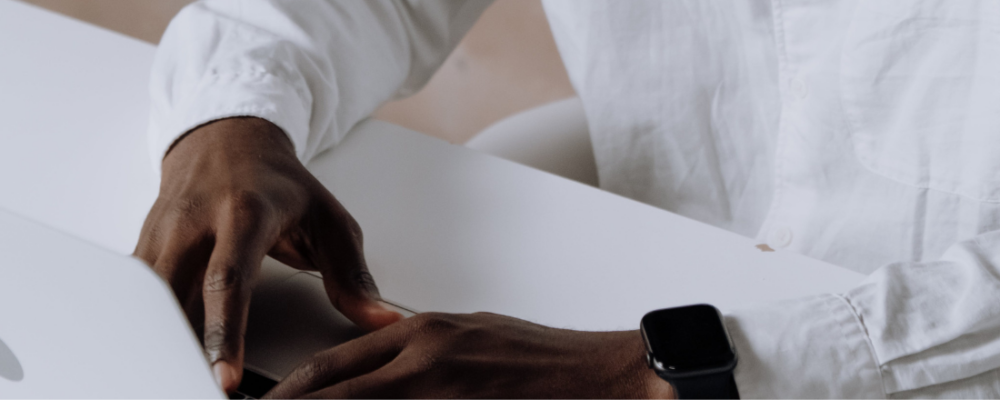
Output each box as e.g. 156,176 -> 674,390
355,305 -> 404,331
373,307 -> 405,325
213,361 -> 237,392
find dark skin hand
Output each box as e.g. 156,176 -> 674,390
133,117 -> 403,393
136,117 -> 673,398
265,312 -> 675,399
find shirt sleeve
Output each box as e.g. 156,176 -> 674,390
147,0 -> 492,171
727,231 -> 1000,398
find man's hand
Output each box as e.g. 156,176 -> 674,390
133,117 -> 403,392
265,312 -> 675,399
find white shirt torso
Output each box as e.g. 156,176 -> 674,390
546,0 -> 1000,273
151,1 -> 1000,397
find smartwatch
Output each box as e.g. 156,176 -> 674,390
640,304 -> 739,399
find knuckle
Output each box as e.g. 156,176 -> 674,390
221,191 -> 279,234
289,355 -> 335,387
455,324 -> 489,343
132,243 -> 158,265
319,203 -> 362,242
352,269 -> 378,294
472,311 -> 499,317
168,197 -> 208,220
134,226 -> 166,262
203,266 -> 251,293
412,312 -> 456,334
295,359 -> 327,381
415,352 -> 439,374
408,312 -> 434,328
394,344 -> 450,386
345,215 -> 363,239
225,190 -> 272,218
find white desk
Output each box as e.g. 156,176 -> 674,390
0,0 -> 864,332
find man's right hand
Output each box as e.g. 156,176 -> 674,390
132,117 -> 403,393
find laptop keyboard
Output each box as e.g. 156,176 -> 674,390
229,368 -> 278,399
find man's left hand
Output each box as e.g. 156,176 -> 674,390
264,312 -> 674,398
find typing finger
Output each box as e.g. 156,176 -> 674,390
202,198 -> 280,393
301,366 -> 411,399
263,324 -> 407,399
150,226 -> 213,312
311,200 -> 403,331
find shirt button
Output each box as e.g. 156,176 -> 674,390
790,78 -> 808,99
767,226 -> 794,249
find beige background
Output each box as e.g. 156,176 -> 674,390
19,0 -> 575,144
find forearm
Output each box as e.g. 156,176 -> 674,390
149,0 -> 492,170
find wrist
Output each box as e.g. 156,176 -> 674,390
163,117 -> 299,176
637,343 -> 676,398
640,305 -> 738,399
643,368 -> 676,399
616,331 -> 676,399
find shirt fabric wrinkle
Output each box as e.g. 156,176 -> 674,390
150,0 -> 1000,397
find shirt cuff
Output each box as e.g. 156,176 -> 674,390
724,294 -> 886,398
147,71 -> 312,173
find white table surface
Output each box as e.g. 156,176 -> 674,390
0,0 -> 864,332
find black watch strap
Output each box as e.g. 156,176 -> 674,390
669,371 -> 739,399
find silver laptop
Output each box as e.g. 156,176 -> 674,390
0,207 -> 414,398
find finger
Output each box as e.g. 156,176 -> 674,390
267,233 -> 318,272
263,324 -> 408,399
323,269 -> 404,332
303,365 -> 412,400
134,198 -> 204,268
312,204 -> 403,331
203,204 -> 280,393
152,232 -> 213,338
150,227 -> 214,309
133,202 -> 168,266
134,202 -> 212,337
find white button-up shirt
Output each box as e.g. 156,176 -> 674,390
150,0 -> 1000,397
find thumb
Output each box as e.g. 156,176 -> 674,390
322,269 -> 404,331
313,196 -> 403,331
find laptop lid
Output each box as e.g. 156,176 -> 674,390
0,208 -> 221,399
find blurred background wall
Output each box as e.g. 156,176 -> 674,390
18,0 -> 576,144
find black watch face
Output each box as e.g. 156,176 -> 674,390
641,304 -> 735,373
